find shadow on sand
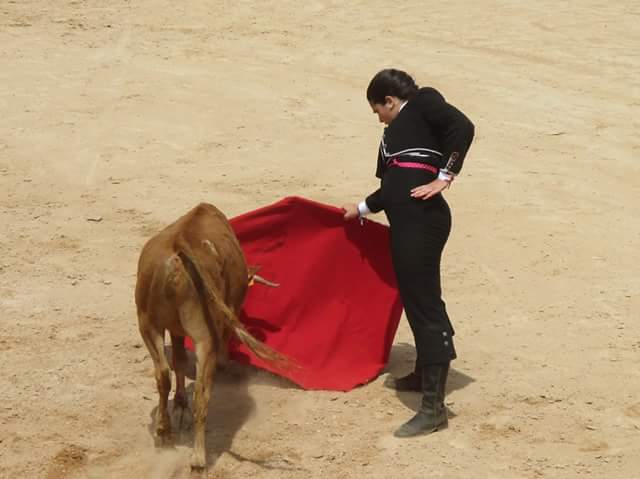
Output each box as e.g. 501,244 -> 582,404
148,347 -> 304,473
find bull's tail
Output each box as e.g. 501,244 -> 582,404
175,238 -> 290,369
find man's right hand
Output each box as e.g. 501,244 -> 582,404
342,203 -> 360,221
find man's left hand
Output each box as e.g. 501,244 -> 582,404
410,179 -> 451,200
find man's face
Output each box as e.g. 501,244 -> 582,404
370,96 -> 400,125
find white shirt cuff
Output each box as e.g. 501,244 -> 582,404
357,201 -> 371,217
438,170 -> 454,182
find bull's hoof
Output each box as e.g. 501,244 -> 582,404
190,453 -> 206,472
154,431 -> 172,448
156,425 -> 172,438
155,411 -> 172,445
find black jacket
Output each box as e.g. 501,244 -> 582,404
366,87 -> 474,213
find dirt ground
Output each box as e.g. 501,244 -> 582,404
1,1 -> 639,478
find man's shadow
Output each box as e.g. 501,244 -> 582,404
382,342 -> 475,417
148,346 -> 305,472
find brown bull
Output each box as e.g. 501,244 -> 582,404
135,203 -> 285,470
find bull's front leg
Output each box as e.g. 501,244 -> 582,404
191,338 -> 216,471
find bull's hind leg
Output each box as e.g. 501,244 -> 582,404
191,338 -> 216,470
177,298 -> 217,471
216,330 -> 231,370
139,322 -> 172,444
170,333 -> 192,432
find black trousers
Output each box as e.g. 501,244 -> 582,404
385,193 -> 457,366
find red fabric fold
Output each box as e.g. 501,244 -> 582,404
186,196 -> 403,391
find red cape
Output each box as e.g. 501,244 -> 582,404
187,196 -> 403,391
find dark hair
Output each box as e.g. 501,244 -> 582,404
366,69 -> 419,104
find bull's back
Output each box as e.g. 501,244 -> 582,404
135,203 -> 248,314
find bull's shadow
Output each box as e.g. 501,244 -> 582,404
149,346 -> 301,471
382,342 -> 475,417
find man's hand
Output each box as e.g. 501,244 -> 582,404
410,179 -> 451,200
342,203 -> 360,220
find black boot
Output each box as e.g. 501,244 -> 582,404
383,364 -> 422,392
393,363 -> 449,438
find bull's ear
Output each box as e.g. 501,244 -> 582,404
247,264 -> 262,280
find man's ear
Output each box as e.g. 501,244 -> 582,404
384,95 -> 396,109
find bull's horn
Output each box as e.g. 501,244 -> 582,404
253,274 -> 280,288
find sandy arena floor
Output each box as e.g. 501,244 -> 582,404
1,1 -> 639,478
